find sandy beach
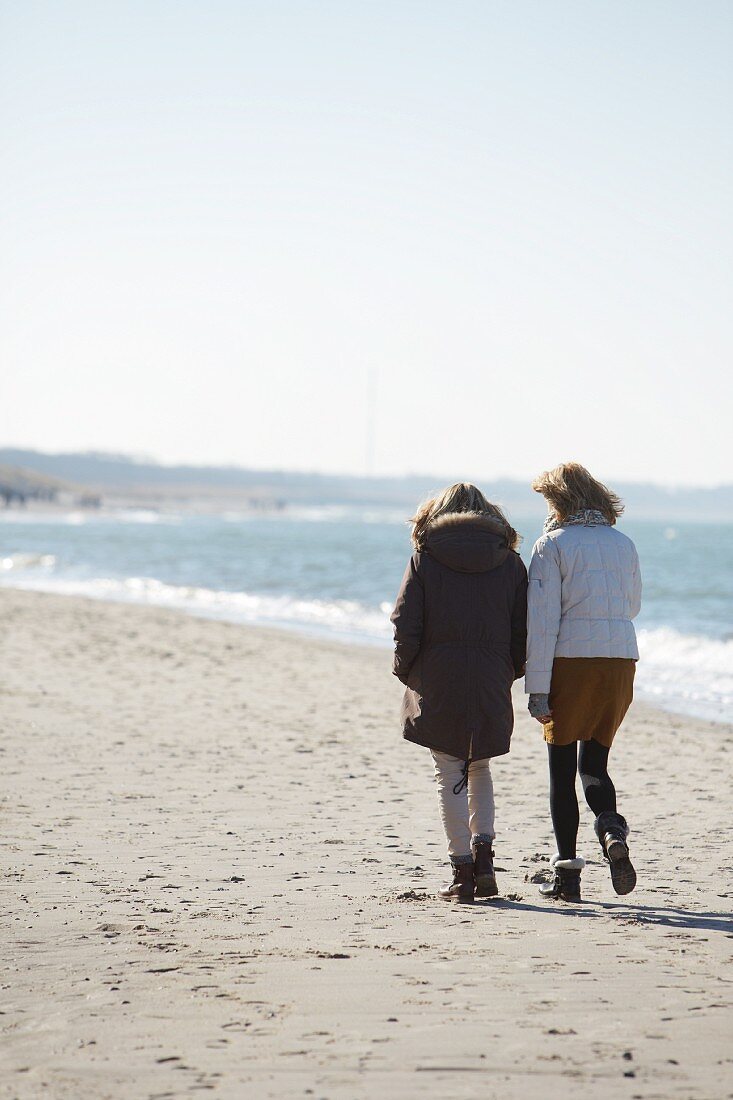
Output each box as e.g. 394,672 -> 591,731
1,587 -> 731,1099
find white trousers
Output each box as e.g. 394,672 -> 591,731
431,751 -> 496,863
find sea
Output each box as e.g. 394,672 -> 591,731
1,506 -> 731,724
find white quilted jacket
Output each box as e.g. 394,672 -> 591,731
525,523 -> 642,694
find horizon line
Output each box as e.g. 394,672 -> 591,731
1,445 -> 731,493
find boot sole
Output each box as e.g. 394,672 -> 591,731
475,874 -> 498,898
607,840 -> 637,895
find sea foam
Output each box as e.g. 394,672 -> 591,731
635,627 -> 733,722
1,554 -> 730,723
0,570 -> 392,645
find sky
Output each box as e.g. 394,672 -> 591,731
1,1 -> 731,486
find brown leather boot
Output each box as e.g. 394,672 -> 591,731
438,862 -> 474,902
595,812 -> 636,895
472,840 -> 498,897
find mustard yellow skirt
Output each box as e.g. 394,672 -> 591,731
543,657 -> 636,748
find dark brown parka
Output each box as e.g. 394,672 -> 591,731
391,513 -> 528,761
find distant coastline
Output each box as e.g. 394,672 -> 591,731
1,448 -> 731,521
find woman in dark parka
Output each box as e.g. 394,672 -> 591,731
391,483 -> 527,902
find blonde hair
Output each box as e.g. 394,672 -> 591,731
532,462 -> 624,525
410,482 -> 520,551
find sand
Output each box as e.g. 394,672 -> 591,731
1,588 -> 731,1100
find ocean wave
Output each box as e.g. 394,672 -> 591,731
0,509 -> 182,526
0,505 -> 405,526
0,510 -> 88,526
256,505 -> 407,524
635,627 -> 733,721
1,552 -> 57,571
1,564 -> 730,722
113,509 -> 182,524
0,571 -> 393,644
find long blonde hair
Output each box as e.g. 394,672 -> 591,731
410,482 -> 520,551
532,462 -> 624,524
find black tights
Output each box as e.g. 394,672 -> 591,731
548,740 -> 616,859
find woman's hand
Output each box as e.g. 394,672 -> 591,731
528,693 -> 552,724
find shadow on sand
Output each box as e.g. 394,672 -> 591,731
470,896 -> 733,934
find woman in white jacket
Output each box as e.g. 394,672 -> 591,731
526,462 -> 641,902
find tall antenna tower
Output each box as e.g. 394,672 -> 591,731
365,367 -> 378,477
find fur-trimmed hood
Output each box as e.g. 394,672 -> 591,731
424,512 -> 511,574
392,513 -> 528,760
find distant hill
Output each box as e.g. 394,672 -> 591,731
0,462 -> 103,508
0,463 -> 72,503
0,448 -> 730,521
